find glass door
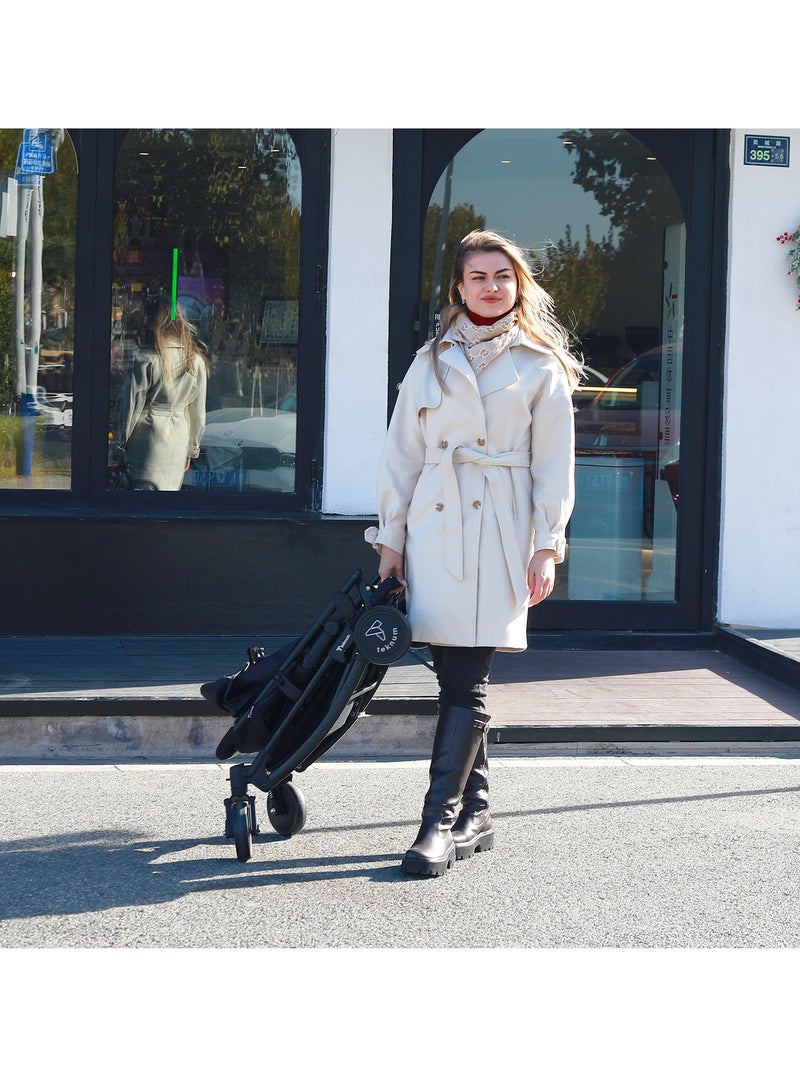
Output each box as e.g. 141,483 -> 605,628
400,128 -> 724,630
422,129 -> 685,605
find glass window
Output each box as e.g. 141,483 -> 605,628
108,129 -> 301,494
0,129 -> 77,490
422,129 -> 685,602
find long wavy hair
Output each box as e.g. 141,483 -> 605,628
153,302 -> 208,381
431,229 -> 584,392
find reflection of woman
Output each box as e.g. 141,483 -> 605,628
371,229 -> 583,878
117,304 -> 208,490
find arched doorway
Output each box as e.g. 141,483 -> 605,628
390,128 -> 727,632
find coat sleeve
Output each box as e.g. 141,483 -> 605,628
529,359 -> 576,562
117,355 -> 155,446
373,356 -> 430,556
186,357 -> 207,459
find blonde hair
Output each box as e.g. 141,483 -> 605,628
153,302 -> 208,381
432,229 -> 584,392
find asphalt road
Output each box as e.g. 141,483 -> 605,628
2,754 -> 800,950
3,754 -> 799,1089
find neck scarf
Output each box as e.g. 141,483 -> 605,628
447,309 -> 520,375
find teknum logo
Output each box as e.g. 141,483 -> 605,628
364,618 -> 401,656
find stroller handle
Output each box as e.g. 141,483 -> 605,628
369,573 -> 404,606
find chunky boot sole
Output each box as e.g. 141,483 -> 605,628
454,828 -> 495,861
401,844 -> 456,877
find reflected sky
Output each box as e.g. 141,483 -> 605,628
429,129 -> 615,253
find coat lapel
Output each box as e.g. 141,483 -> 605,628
439,342 -> 523,395
437,332 -> 550,399
438,343 -> 476,392
477,348 -> 520,396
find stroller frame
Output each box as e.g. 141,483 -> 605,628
216,568 -> 410,861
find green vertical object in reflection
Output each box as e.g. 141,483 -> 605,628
171,248 -> 178,319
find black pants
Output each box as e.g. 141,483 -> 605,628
428,645 -> 496,714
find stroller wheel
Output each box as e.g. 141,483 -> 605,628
268,780 -> 307,837
230,800 -> 252,862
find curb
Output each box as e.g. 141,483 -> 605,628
0,710 -> 438,762
3,709 -> 800,762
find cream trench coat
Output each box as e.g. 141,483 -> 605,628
372,332 -> 575,652
118,345 -> 207,491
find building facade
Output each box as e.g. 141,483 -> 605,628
0,127 -> 796,637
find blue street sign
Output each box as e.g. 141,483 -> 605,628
17,129 -> 56,175
744,134 -> 790,167
13,140 -> 39,185
14,142 -> 40,185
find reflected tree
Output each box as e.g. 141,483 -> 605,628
422,201 -> 485,312
538,224 -> 614,339
559,129 -> 681,241
0,129 -> 77,415
558,129 -> 684,355
114,129 -> 302,328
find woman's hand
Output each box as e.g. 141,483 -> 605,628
527,549 -> 556,606
378,546 -> 406,586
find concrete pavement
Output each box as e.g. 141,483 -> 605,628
1,638 -> 799,760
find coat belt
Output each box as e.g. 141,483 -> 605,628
424,444 -> 531,607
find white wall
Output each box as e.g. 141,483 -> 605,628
320,128 -> 800,625
719,130 -> 800,626
322,129 -> 392,515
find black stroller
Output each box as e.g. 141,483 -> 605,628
202,568 -> 412,861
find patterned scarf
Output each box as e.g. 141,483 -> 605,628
447,311 -> 520,375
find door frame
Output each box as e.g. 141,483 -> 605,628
389,127 -> 730,632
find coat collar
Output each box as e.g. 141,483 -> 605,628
418,331 -> 556,404
437,341 -> 520,397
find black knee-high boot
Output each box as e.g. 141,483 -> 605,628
401,706 -> 489,878
451,722 -> 494,860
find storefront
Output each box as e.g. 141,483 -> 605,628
0,127 -> 795,638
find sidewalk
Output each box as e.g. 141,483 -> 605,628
0,627 -> 798,760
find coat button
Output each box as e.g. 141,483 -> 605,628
440,439 -> 448,449
477,438 -> 486,446
472,500 -> 481,509
435,502 -> 444,511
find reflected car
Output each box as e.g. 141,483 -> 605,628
182,397 -> 296,493
572,365 -> 612,411
573,345 -> 681,514
574,346 -> 665,454
32,388 -> 73,428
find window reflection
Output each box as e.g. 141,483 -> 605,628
422,129 -> 685,602
111,303 -> 208,491
0,128 -> 76,490
109,129 -> 301,493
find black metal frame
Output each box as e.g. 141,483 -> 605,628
389,127 -> 731,634
1,127 -> 331,516
218,569 -> 408,856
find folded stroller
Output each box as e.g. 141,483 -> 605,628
202,568 -> 412,861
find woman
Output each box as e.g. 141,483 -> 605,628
117,303 -> 208,490
370,229 -> 583,878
